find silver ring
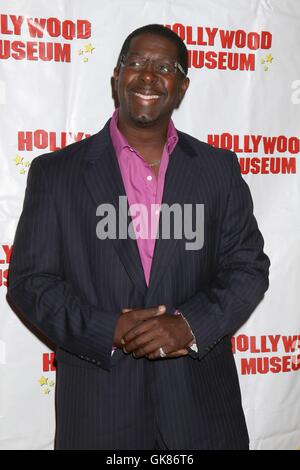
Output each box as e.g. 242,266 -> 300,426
159,347 -> 166,358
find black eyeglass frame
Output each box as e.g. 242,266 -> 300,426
119,54 -> 187,77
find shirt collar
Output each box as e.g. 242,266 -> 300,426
109,107 -> 178,160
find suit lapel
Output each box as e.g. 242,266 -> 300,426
147,134 -> 197,300
83,120 -> 147,297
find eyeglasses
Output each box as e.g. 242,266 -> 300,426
120,54 -> 186,77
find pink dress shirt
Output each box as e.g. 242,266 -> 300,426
110,108 -> 178,286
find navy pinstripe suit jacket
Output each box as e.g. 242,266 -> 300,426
8,119 -> 270,449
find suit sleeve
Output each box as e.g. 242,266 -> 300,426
177,152 -> 270,360
7,157 -> 116,371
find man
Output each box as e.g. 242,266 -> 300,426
8,24 -> 270,450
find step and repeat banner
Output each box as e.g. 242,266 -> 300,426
0,0 -> 299,450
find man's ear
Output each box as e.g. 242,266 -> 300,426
113,67 -> 119,91
180,76 -> 190,99
177,76 -> 190,108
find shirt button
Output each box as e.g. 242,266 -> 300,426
147,175 -> 152,181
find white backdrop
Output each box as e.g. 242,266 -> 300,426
0,0 -> 299,450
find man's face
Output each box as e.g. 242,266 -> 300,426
114,33 -> 189,128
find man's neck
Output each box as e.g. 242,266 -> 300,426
117,113 -> 169,151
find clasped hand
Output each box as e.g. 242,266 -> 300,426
113,305 -> 194,360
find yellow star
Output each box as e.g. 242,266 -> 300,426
19,168 -> 26,174
78,49 -> 83,56
13,154 -> 23,165
24,161 -> 30,167
83,43 -> 95,54
266,54 -> 274,64
261,58 -> 265,64
83,57 -> 89,63
49,381 -> 55,387
43,388 -> 50,395
38,376 -> 48,386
